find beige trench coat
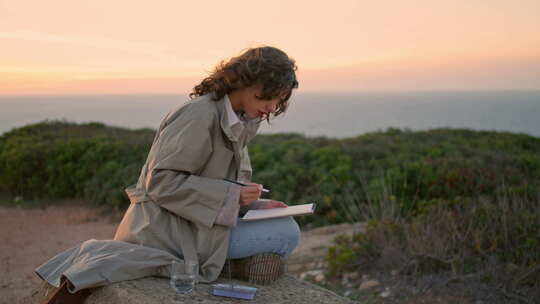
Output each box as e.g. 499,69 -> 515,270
114,93 -> 260,282
35,93 -> 260,290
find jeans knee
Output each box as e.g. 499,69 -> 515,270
281,216 -> 300,251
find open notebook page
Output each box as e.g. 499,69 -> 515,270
241,203 -> 315,221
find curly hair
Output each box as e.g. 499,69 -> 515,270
189,46 -> 298,119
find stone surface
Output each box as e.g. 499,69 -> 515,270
33,275 -> 355,304
27,221 -> 367,303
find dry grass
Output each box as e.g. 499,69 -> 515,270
328,182 -> 540,303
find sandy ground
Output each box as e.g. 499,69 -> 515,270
1,203 -> 362,304
0,203 -> 118,304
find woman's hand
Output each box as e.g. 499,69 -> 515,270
239,182 -> 263,206
257,199 -> 288,209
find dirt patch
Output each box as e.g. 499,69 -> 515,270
0,203 -> 119,304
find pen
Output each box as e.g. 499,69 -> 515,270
223,179 -> 270,193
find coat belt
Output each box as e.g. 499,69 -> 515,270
125,185 -> 152,204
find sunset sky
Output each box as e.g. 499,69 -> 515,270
1,0 -> 539,95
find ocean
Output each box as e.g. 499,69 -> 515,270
1,90 -> 539,138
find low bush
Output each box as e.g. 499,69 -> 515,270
1,120 -> 539,228
0,120 -> 152,207
325,191 -> 540,299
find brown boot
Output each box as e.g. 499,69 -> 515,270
43,280 -> 92,304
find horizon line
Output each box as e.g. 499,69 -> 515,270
1,88 -> 540,98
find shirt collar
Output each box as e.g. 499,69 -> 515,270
224,94 -> 243,128
223,93 -> 245,140
218,93 -> 261,144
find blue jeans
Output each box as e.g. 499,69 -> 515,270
227,216 -> 301,259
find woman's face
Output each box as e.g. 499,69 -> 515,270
239,84 -> 282,120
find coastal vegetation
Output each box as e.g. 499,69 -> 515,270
1,120 -> 538,301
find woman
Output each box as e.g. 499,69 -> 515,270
37,46 -> 300,303
114,45 -> 301,280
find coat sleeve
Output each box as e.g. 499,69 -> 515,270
144,105 -> 240,228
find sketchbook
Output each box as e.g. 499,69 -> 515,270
241,203 -> 316,221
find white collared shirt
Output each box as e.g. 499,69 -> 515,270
224,94 -> 245,140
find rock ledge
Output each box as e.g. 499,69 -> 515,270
35,275 -> 354,304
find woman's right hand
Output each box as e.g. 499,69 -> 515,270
239,182 -> 262,206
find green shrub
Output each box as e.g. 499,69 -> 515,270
326,232 -> 380,277
0,120 -> 152,205
1,121 -> 539,230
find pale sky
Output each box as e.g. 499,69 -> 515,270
1,0 -> 539,95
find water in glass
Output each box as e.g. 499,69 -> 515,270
170,260 -> 197,294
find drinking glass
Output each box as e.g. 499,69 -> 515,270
170,260 -> 198,294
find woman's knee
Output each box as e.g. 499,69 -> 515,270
276,216 -> 300,251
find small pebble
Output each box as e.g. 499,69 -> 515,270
314,273 -> 325,282
359,280 -> 380,290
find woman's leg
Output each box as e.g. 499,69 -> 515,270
227,216 -> 300,259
